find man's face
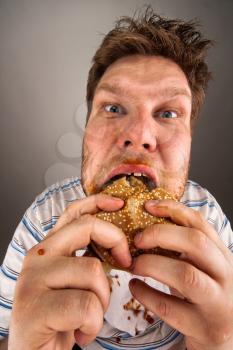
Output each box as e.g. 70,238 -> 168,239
82,55 -> 192,200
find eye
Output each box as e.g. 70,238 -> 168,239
158,110 -> 178,119
104,104 -> 125,115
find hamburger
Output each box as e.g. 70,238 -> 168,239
90,174 -> 179,269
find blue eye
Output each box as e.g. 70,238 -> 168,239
159,110 -> 178,119
104,104 -> 124,114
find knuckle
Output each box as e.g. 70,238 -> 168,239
96,193 -> 106,202
56,293 -> 74,317
181,263 -> 199,288
208,326 -> 232,346
194,210 -> 205,225
150,224 -> 162,245
64,203 -> 76,222
190,230 -> 208,251
79,213 -> 95,226
156,299 -> 171,319
23,244 -> 42,266
77,214 -> 96,236
82,291 -> 102,321
88,257 -> 103,276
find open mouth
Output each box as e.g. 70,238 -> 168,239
102,172 -> 156,191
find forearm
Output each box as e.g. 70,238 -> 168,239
0,338 -> 8,350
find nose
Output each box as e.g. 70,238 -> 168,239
117,117 -> 157,153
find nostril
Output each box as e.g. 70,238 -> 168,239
143,143 -> 150,149
124,140 -> 131,147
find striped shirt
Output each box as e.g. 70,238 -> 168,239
0,177 -> 232,349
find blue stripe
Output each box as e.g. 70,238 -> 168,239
182,199 -> 215,209
186,180 -> 202,188
0,300 -> 12,310
22,217 -> 42,242
217,216 -> 229,237
43,224 -> 53,231
34,178 -> 81,207
208,218 -> 216,226
97,329 -> 180,350
224,217 -> 229,228
0,266 -> 18,281
228,243 -> 233,252
42,217 -> 59,232
118,319 -> 163,341
0,329 -> 8,337
10,241 -> 26,256
0,295 -> 12,306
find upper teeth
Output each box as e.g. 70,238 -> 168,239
128,172 -> 148,177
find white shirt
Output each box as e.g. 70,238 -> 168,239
0,177 -> 232,349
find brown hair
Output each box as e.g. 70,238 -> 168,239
86,6 -> 213,125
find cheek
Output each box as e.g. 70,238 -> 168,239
159,129 -> 191,169
84,119 -> 118,160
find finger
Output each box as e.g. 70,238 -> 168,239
145,199 -> 228,254
38,289 -> 104,345
29,214 -> 131,267
129,278 -> 208,343
134,223 -> 227,280
36,256 -> 110,311
52,194 -> 124,234
74,329 -> 95,348
131,254 -> 220,305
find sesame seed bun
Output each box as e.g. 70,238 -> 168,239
91,175 -> 179,269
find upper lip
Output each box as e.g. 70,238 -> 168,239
101,164 -> 158,188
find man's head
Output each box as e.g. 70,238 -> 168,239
86,7 -> 213,125
81,7 -> 213,199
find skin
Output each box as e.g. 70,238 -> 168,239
8,55 -> 233,350
82,55 -> 192,198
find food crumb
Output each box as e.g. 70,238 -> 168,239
143,309 -> 154,324
146,314 -> 154,324
115,336 -> 121,343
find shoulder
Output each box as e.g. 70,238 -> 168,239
182,180 -> 216,207
34,176 -> 85,210
3,176 -> 85,258
30,176 -> 85,233
182,180 -> 224,225
182,180 -> 232,250
13,177 -> 85,248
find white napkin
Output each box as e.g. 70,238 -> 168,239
102,268 -> 170,336
76,249 -> 170,336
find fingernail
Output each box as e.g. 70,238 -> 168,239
112,197 -> 124,202
125,253 -> 132,267
129,278 -> 137,287
134,232 -> 142,245
129,257 -> 136,271
147,200 -> 161,206
75,331 -> 87,347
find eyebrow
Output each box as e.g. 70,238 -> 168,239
95,82 -> 191,100
95,83 -> 129,96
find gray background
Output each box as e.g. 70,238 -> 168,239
1,0 -> 233,263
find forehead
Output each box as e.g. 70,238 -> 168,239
95,55 -> 191,98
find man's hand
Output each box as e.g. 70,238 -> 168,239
9,194 -> 131,350
129,200 -> 233,350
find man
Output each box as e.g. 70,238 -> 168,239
1,7 -> 233,350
